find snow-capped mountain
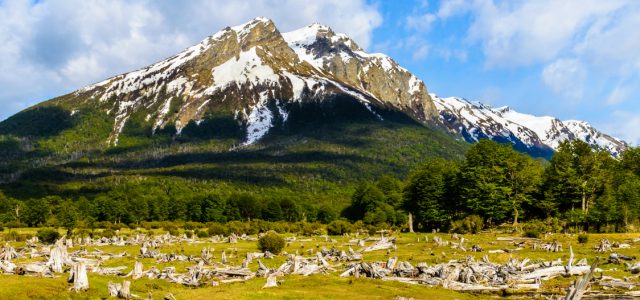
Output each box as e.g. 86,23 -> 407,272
432,94 -> 628,157
5,17 -> 627,159
63,17 -> 436,146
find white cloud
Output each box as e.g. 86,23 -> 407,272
541,58 -> 586,99
467,0 -> 626,68
436,0 -> 469,19
0,0 -> 381,120
606,84 -> 632,105
412,45 -> 430,60
406,13 -> 437,31
600,111 -> 640,146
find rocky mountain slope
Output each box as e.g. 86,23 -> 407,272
432,94 -> 627,157
0,17 -> 627,160
29,17 -> 437,148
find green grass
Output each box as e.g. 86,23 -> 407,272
1,230 -> 638,299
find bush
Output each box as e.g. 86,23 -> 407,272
226,221 -> 253,235
450,215 -> 483,234
184,230 -> 193,238
3,231 -> 32,242
4,221 -> 26,228
184,222 -> 203,230
196,229 -> 209,238
36,228 -> 60,244
257,231 -> 286,254
300,222 -> 324,236
523,230 -> 541,238
163,223 -> 178,233
577,234 -> 589,244
100,229 -> 116,238
521,219 -> 550,238
327,220 -> 353,235
208,223 -> 227,236
167,228 -> 180,236
74,229 -> 92,238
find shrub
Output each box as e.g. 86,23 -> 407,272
162,223 -> 178,233
167,228 -> 180,236
94,221 -> 111,229
4,221 -> 26,228
184,230 -> 193,238
257,231 -> 286,254
0,225 -> 3,232
577,234 -> 589,244
327,220 -> 353,236
450,215 -> 483,234
523,230 -> 541,238
184,222 -> 203,231
36,228 -> 60,244
226,221 -> 252,235
74,229 -> 92,238
196,229 -> 209,238
208,223 -> 227,236
4,231 -> 32,242
107,223 -> 125,231
4,231 -> 18,241
521,220 -> 549,238
142,221 -> 162,229
300,222 -> 324,236
100,229 -> 116,238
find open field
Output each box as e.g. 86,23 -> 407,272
1,228 -> 640,299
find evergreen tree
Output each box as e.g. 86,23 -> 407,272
403,159 -> 458,231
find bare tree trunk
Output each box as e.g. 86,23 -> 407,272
69,262 -> 89,292
408,213 -> 414,233
581,181 -> 587,213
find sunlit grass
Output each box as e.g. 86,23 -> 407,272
1,230 -> 639,299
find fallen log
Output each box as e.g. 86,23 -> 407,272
565,257 -> 599,300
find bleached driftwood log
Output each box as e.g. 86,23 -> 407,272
361,238 -> 395,252
108,280 -> 131,299
128,261 -> 143,279
565,258 -> 599,300
95,266 -> 128,276
433,236 -> 449,247
201,247 -> 212,263
1,243 -> 19,261
262,274 -> 278,288
596,239 -> 612,253
608,252 -> 636,264
68,262 -> 89,292
627,261 -> 640,274
48,242 -> 72,273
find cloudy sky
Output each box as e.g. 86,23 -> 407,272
1,0 -> 639,144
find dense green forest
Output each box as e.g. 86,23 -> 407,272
1,138 -> 638,234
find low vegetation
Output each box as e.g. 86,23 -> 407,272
257,231 -> 286,254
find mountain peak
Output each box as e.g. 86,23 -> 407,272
432,95 -> 627,157
49,18 -> 440,146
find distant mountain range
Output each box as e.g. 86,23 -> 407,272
0,16 -> 628,180
432,95 -> 627,157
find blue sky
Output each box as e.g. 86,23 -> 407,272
1,0 -> 639,144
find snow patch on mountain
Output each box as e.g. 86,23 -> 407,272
209,47 -> 279,92
433,95 -> 628,157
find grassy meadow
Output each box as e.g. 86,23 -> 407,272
1,228 -> 639,299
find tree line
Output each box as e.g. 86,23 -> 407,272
1,139 -> 639,233
347,139 -> 640,233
